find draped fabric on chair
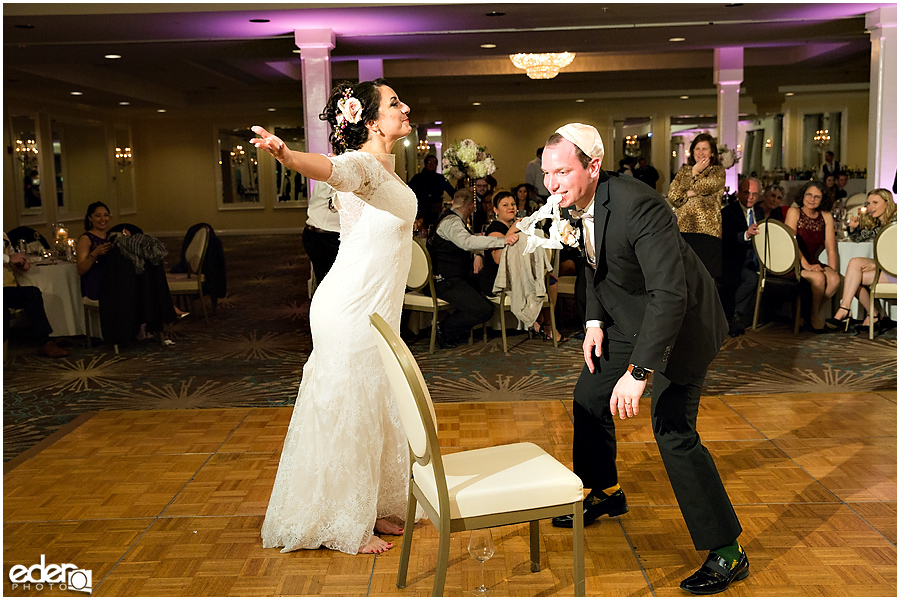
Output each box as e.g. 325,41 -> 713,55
751,219 -> 804,334
869,223 -> 897,339
369,312 -> 585,597
489,245 -> 558,353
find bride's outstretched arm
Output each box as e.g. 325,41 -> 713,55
250,126 -> 333,181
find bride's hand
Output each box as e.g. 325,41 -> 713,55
250,126 -> 289,163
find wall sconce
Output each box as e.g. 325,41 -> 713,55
764,138 -> 773,152
115,146 -> 133,172
416,139 -> 430,154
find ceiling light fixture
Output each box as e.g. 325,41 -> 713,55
105,54 -> 122,59
669,37 -> 685,42
119,101 -> 130,106
785,92 -> 795,96
268,108 -> 276,112
509,52 -> 575,80
575,99 -> 585,103
70,91 -> 83,96
480,44 -> 497,49
680,95 -> 690,99
157,109 -> 167,113
472,102 -> 482,106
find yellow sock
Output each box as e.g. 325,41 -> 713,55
601,484 -> 620,496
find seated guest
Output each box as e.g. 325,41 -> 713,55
784,181 -> 841,332
834,172 -> 849,203
429,188 -> 518,348
760,184 -> 786,221
513,183 -> 540,216
479,191 -> 566,343
76,201 -> 114,301
3,233 -> 67,357
822,174 -> 837,212
826,189 -> 897,334
473,190 -> 494,233
721,177 -> 764,336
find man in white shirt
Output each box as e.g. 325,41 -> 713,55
429,188 -> 518,347
302,181 -> 341,285
525,147 -> 550,200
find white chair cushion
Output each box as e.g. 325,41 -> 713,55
167,273 -> 205,293
404,291 -> 449,310
556,276 -> 576,296
488,294 -> 511,307
413,442 -> 583,520
83,297 -> 99,308
873,282 -> 897,297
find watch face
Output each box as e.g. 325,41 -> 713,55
631,366 -> 648,380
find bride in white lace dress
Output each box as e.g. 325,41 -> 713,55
251,79 -> 420,555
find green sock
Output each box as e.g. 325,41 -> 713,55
712,540 -> 742,567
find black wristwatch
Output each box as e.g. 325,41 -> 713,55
628,364 -> 651,381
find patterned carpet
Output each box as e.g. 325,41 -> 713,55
3,234 -> 896,462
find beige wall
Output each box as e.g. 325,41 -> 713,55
3,90 -> 871,238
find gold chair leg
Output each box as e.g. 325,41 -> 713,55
529,520 -> 541,572
499,296 -> 508,354
573,502 -> 585,596
432,519 -> 451,596
396,487 -> 417,588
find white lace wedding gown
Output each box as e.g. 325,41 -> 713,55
262,151 -> 419,555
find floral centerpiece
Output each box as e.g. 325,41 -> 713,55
442,139 -> 496,183
718,145 -> 742,169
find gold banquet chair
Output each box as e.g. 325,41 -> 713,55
369,312 -> 585,596
752,219 -> 803,334
869,223 -> 897,339
403,237 -> 450,354
489,247 -> 560,353
166,225 -> 211,325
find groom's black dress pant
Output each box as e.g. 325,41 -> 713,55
572,326 -> 742,552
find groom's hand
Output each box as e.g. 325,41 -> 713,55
582,326 -> 604,373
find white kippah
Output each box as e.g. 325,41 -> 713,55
555,123 -> 605,163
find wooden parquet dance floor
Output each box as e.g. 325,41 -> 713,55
3,391 -> 897,597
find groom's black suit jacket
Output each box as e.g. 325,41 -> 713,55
583,171 -> 728,387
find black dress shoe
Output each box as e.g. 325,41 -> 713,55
435,325 -> 457,349
680,549 -> 749,595
551,489 -> 628,528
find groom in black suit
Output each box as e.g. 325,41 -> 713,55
542,124 -> 748,595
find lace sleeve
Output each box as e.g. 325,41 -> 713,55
326,152 -> 377,200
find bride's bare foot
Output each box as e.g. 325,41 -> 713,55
359,534 -> 393,554
374,518 -> 404,536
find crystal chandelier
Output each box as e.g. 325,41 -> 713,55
509,52 -> 575,79
814,129 -> 830,151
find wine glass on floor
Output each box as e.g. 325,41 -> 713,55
468,528 -> 494,596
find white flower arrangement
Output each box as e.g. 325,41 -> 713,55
718,145 -> 741,169
442,139 -> 497,183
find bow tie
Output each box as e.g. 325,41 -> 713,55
569,207 -> 593,222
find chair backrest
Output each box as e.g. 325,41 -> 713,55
753,219 -> 800,277
845,192 -> 867,209
184,226 -> 209,275
369,312 -> 446,499
874,222 -> 897,277
407,237 -> 431,292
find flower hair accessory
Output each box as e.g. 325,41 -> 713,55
337,90 -> 363,125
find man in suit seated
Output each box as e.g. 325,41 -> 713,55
3,233 -> 67,358
542,123 -> 748,595
428,188 -> 518,348
720,177 -> 764,337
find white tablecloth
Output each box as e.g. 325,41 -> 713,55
17,260 -> 86,337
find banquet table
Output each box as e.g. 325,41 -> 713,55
16,258 -> 86,337
819,240 -> 896,320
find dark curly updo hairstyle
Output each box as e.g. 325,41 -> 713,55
319,78 -> 388,154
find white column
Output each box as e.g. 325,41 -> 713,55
357,58 -> 384,82
295,29 -> 335,164
714,47 -> 743,194
866,7 -> 897,192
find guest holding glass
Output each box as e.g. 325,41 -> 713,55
826,188 -> 897,333
667,133 -> 726,278
784,181 -> 840,332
